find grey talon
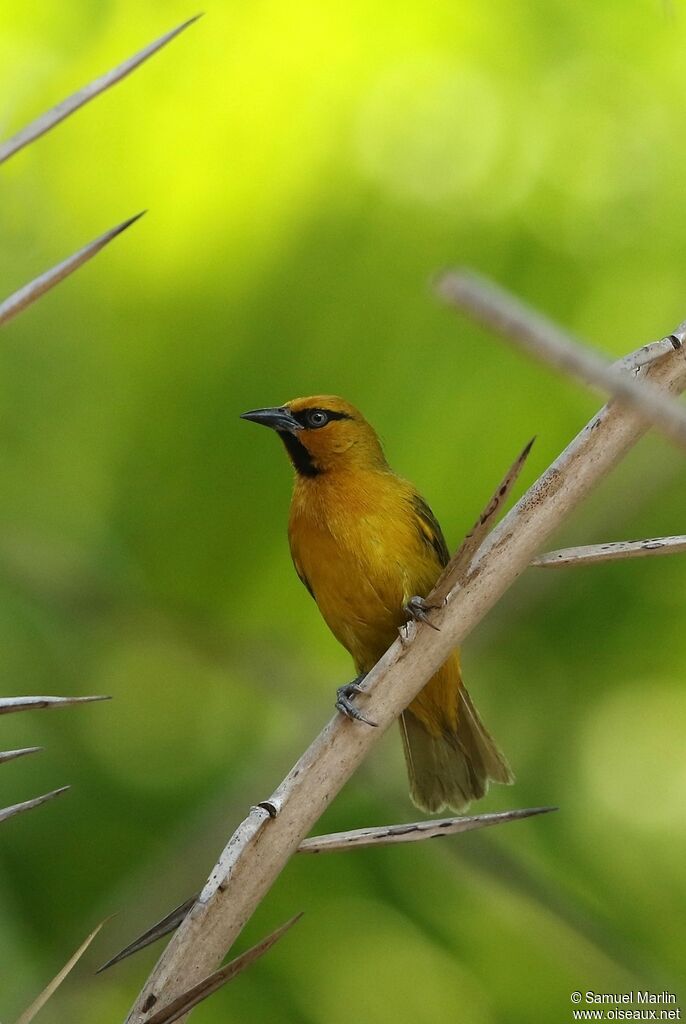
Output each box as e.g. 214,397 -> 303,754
335,679 -> 377,727
403,595 -> 441,631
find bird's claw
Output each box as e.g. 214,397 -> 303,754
335,679 -> 377,727
403,595 -> 441,631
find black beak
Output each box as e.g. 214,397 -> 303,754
240,406 -> 302,434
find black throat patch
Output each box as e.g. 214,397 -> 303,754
277,408 -> 353,477
278,431 -> 320,476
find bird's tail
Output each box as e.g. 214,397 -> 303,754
400,685 -> 514,815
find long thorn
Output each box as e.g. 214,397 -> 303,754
0,215 -> 144,328
96,896 -> 197,974
143,914 -> 303,1024
0,786 -> 70,824
15,918 -> 109,1024
531,535 -> 686,568
298,807 -> 557,853
0,694 -> 111,715
0,16 -> 202,165
431,436 -> 535,606
0,746 -> 43,765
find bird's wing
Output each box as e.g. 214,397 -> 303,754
409,493 -> 450,568
291,553 -> 315,599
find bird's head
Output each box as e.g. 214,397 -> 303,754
240,395 -> 387,476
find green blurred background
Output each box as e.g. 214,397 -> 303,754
1,1 -> 685,1021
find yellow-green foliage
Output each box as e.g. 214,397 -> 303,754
1,2 -> 685,1021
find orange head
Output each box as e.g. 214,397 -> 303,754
240,395 -> 388,476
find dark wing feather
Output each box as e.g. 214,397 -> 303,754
292,554 -> 315,599
410,494 -> 450,568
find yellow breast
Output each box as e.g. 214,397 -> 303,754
288,468 -> 443,673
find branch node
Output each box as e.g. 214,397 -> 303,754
256,800 -> 280,819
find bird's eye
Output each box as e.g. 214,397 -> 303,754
307,410 -> 329,428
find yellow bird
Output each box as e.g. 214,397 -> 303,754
241,395 -> 513,812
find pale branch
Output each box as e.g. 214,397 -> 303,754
0,214 -> 144,328
434,270 -> 686,452
297,806 -> 556,854
531,535 -> 686,568
98,803 -> 550,972
125,330 -> 686,1024
616,336 -> 680,372
0,747 -> 42,765
0,786 -> 69,824
0,16 -> 201,165
0,694 -> 110,715
431,436 -> 534,605
142,915 -> 303,1024
14,919 -> 108,1024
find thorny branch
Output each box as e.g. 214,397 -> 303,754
0,695 -> 109,824
142,915 -> 303,1024
435,269 -> 686,451
123,325 -> 686,1023
99,804 -> 553,972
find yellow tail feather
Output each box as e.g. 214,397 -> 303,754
400,686 -> 514,814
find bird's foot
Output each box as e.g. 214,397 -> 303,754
335,676 -> 377,727
403,595 -> 441,631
